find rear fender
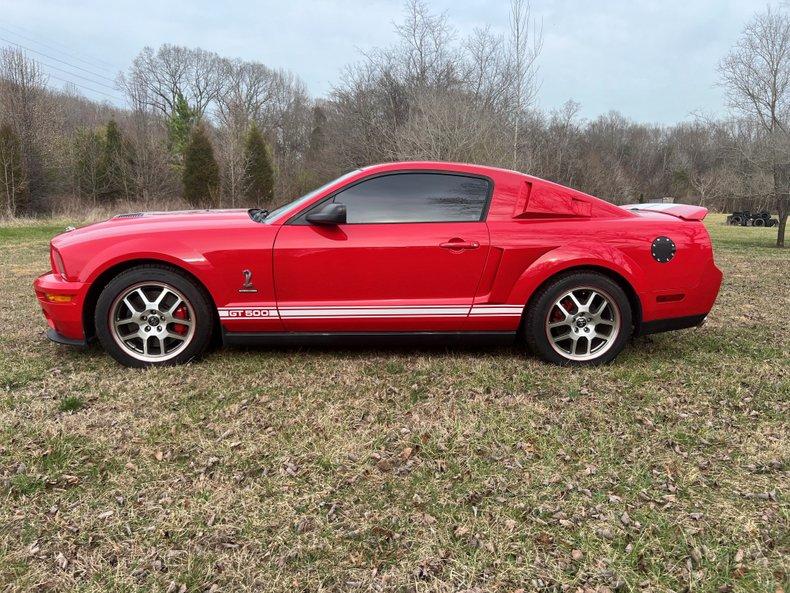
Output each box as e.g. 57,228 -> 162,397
506,244 -> 647,309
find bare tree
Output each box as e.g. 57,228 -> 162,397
214,60 -> 273,205
394,0 -> 459,92
389,89 -> 510,164
325,0 -> 520,172
0,47 -> 50,212
720,6 -> 790,247
508,0 -> 542,170
215,60 -> 279,126
119,45 -> 224,119
264,73 -> 312,199
463,27 -> 511,114
120,74 -> 179,203
0,124 -> 26,216
690,168 -> 732,208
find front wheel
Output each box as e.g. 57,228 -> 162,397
524,272 -> 633,365
95,265 -> 213,367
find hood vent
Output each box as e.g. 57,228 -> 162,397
113,212 -> 145,219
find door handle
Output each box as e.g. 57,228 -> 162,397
440,239 -> 480,250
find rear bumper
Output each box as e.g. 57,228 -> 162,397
639,314 -> 707,335
640,260 -> 723,329
33,272 -> 88,343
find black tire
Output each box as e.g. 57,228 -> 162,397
730,216 -> 743,226
524,272 -> 633,365
753,217 -> 765,227
94,264 -> 213,368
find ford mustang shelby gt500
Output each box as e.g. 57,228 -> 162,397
34,161 -> 722,367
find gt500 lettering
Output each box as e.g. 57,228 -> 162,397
219,308 -> 274,319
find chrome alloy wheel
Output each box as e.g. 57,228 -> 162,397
544,286 -> 621,361
108,282 -> 196,363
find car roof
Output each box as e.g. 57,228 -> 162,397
360,161 -> 524,179
334,161 -> 632,220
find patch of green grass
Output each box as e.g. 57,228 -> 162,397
59,395 -> 85,412
6,474 -> 47,497
0,224 -> 67,243
0,556 -> 31,586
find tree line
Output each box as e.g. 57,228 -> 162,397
0,0 -> 787,246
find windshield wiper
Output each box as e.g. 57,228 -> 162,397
248,208 -> 269,223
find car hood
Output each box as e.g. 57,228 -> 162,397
109,208 -> 250,220
52,208 -> 255,248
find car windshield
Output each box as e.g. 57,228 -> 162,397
263,169 -> 361,223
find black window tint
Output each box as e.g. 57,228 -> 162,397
333,173 -> 489,223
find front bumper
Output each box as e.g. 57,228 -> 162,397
33,272 -> 88,344
46,328 -> 88,347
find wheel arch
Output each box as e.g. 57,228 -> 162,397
82,258 -> 221,342
517,264 -> 643,336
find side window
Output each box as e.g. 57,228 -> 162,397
316,173 -> 490,224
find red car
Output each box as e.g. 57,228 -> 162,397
33,162 -> 722,367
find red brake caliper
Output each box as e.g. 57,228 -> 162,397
172,305 -> 188,335
552,298 -> 573,322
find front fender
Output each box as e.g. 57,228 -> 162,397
79,237 -> 214,287
505,243 -> 647,308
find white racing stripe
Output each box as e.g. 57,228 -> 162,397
281,307 -> 469,318
219,308 -> 277,319
218,304 -> 524,320
469,305 -> 523,316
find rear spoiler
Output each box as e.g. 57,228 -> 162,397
621,203 -> 708,221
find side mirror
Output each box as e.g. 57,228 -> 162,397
306,202 -> 347,225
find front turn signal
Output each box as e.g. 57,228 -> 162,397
45,293 -> 74,303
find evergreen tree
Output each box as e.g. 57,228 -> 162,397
182,124 -> 220,207
99,119 -> 129,201
0,124 -> 26,216
306,106 -> 327,164
167,93 -> 199,161
301,105 -> 330,191
72,128 -> 105,204
242,123 -> 274,205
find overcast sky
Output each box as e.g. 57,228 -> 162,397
1,0 -> 771,124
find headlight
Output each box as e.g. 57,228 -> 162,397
51,246 -> 67,280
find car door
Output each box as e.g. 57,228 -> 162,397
272,171 -> 492,332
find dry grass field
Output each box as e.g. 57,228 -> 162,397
0,214 -> 787,592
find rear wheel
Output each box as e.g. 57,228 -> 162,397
525,272 -> 633,365
95,265 -> 213,367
